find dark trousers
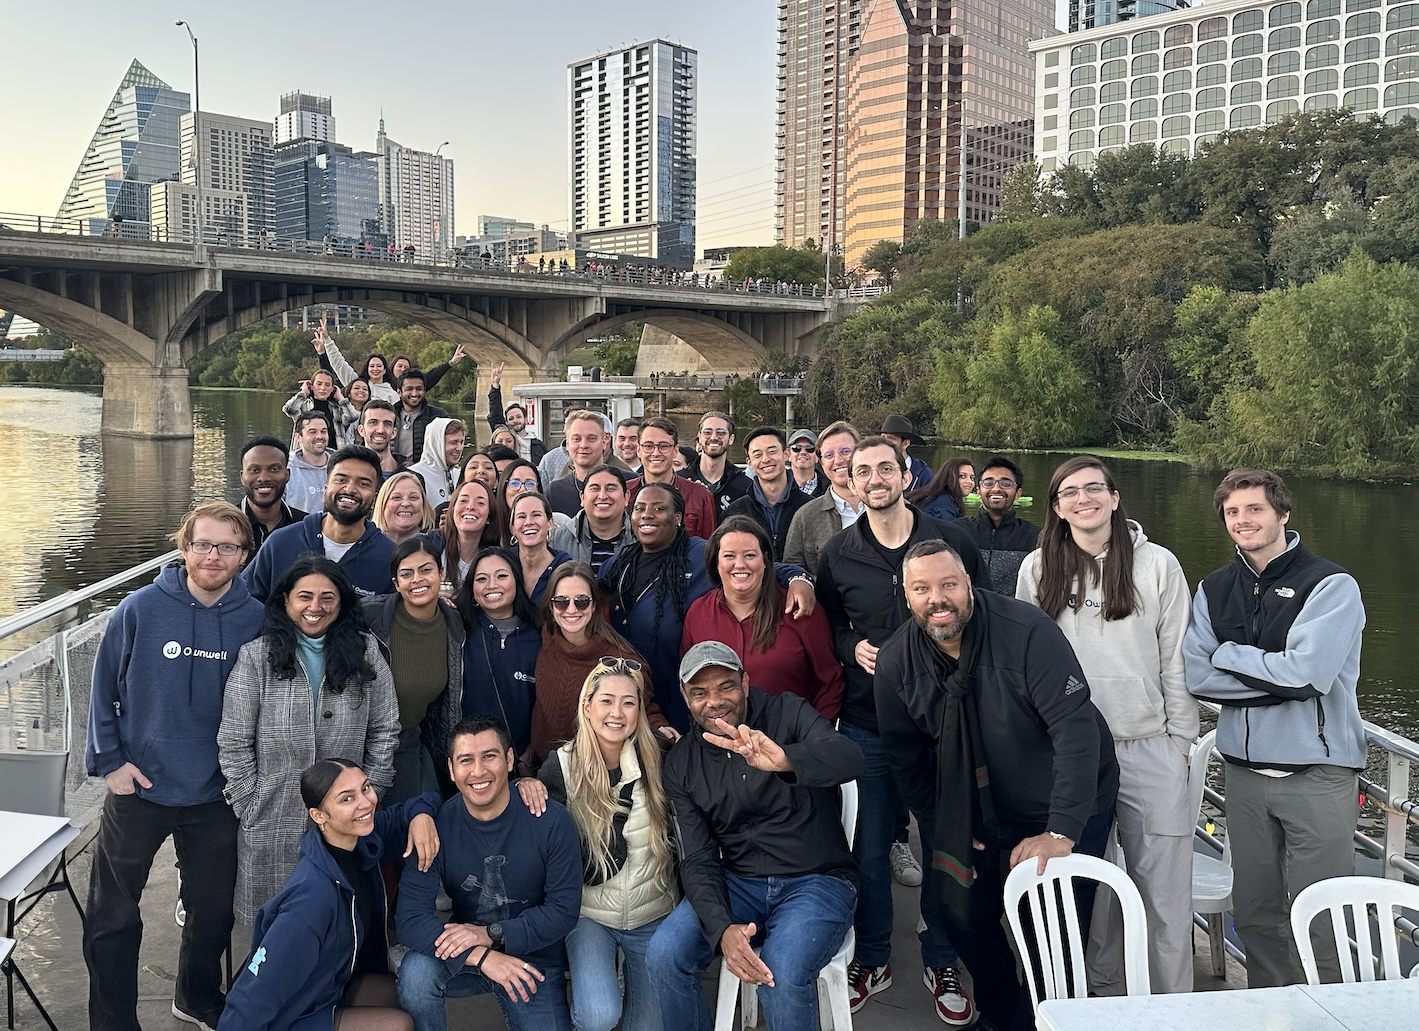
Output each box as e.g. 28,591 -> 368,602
926,808 -> 1114,1031
83,792 -> 238,1031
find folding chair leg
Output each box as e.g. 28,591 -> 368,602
5,956 -> 60,1031
1207,913 -> 1227,979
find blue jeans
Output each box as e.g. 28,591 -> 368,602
397,948 -> 571,1031
839,720 -> 959,969
646,873 -> 856,1031
566,915 -> 665,1031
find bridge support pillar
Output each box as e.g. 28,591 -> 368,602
101,366 -> 194,439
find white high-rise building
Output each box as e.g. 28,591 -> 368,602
375,120 -> 455,261
275,92 -> 335,146
568,39 -> 697,266
164,111 -> 274,243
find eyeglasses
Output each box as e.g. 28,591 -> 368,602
597,656 -> 643,672
551,594 -> 593,612
640,441 -> 676,453
1055,482 -> 1111,502
506,478 -> 537,490
188,541 -> 245,556
821,446 -> 855,460
978,477 -> 1017,490
700,428 -> 729,438
789,445 -> 816,454
851,462 -> 902,481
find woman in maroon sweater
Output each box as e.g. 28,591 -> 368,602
681,514 -> 844,719
530,562 -> 676,765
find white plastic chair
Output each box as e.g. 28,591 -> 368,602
1289,876 -> 1419,984
1004,852 -> 1151,1015
714,780 -> 858,1031
1188,729 -> 1234,978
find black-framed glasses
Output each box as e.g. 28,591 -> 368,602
789,445 -> 816,453
978,477 -> 1017,490
188,541 -> 245,556
1055,482 -> 1111,502
640,441 -> 676,453
551,594 -> 593,612
597,655 -> 643,672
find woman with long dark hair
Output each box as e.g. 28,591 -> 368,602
433,478 -> 497,590
531,562 -> 671,764
362,538 -> 464,804
493,459 -> 543,547
1016,455 -> 1197,996
219,557 -> 400,924
314,321 -> 398,404
509,492 -> 572,605
600,483 -> 711,733
456,547 -> 541,765
681,515 -> 843,719
219,758 -> 438,1031
537,661 -> 678,1031
906,457 -> 975,521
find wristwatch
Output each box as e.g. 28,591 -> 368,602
488,923 -> 506,951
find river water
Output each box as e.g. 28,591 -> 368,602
3,384 -> 1415,739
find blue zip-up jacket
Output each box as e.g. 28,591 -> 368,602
462,612 -> 540,756
218,792 -> 438,1031
243,512 -> 395,602
509,546 -> 573,606
85,563 -> 264,807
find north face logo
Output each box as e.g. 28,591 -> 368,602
1275,586 -> 1296,598
1064,675 -> 1085,696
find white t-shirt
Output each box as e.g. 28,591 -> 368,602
323,538 -> 355,562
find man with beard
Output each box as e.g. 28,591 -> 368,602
814,437 -> 987,1025
243,444 -> 396,601
359,399 -> 405,477
486,361 -> 547,464
287,412 -> 335,514
238,435 -> 305,550
874,540 -> 1118,1031
684,412 -> 752,517
952,456 -> 1040,595
614,418 -> 643,474
394,369 -> 449,464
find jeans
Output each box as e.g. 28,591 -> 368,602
839,720 -> 959,969
83,793 -> 238,1031
396,949 -> 571,1031
646,873 -> 856,1031
566,915 -> 665,1031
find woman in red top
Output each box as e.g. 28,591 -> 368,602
681,514 -> 844,719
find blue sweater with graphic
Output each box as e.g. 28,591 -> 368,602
243,512 -> 395,601
396,792 -> 582,973
85,563 -> 264,807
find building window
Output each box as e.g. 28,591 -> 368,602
1133,30 -> 1161,52
1345,62 -> 1379,85
1099,125 -> 1126,146
1271,3 -> 1302,26
1045,72 -> 1060,87
1130,121 -> 1159,142
1348,36 -> 1382,60
1131,98 -> 1159,118
1388,30 -> 1419,56
1234,57 -> 1264,79
1100,103 -> 1127,124
1270,50 -> 1303,73
1102,36 -> 1129,59
1071,86 -> 1098,107
1269,74 -> 1302,96
1197,87 -> 1228,109
1072,43 -> 1098,64
1231,105 -> 1263,127
1165,47 -> 1194,68
1069,129 -> 1096,151
1307,68 -> 1341,89
1304,93 -> 1340,110
1270,26 -> 1303,49
1133,53 -> 1160,74
1388,55 -> 1419,79
1235,9 -> 1266,32
1132,76 -> 1160,96
1101,81 -> 1128,102
1306,20 -> 1341,43
1163,92 -> 1193,113
1047,51 -> 1061,66
1198,63 -> 1228,86
1165,24 -> 1194,45
1102,59 -> 1128,80
1071,108 -> 1097,128
1164,69 -> 1194,91
1197,110 -> 1226,132
1267,99 -> 1302,118
1198,17 -> 1228,40
1233,81 -> 1265,102
1306,0 -> 1341,16
1072,65 -> 1098,85
1199,40 -> 1229,63
1234,34 -> 1264,56
1162,114 -> 1192,136
1307,44 -> 1341,65
1344,86 -> 1380,108
1391,5 -> 1419,31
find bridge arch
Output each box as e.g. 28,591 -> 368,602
548,307 -> 771,372
0,279 -> 157,367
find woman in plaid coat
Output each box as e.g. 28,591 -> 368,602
219,556 -> 400,924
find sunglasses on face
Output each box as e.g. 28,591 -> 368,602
789,445 -> 816,453
551,594 -> 593,612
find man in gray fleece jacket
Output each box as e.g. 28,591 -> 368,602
1183,467 -> 1365,989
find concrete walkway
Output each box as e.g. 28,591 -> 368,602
8,828 -> 1244,1030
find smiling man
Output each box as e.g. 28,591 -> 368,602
647,641 -> 863,1031
396,715 -> 581,1031
546,410 -> 627,518
244,445 -> 397,601
286,412 -> 335,515
625,417 -> 717,539
952,455 -> 1040,595
359,400 -> 405,477
684,411 -> 753,516
549,465 -> 635,574
238,435 -> 305,550
723,426 -> 812,560
1183,468 -> 1366,989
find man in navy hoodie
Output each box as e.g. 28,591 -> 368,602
244,444 -> 396,601
84,501 -> 265,1031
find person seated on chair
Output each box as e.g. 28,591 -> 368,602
646,641 -> 864,1031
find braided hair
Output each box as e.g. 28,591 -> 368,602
600,481 -> 692,641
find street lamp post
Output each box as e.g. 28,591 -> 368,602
176,20 -> 203,247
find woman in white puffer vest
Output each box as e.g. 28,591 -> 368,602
1016,455 -> 1200,999
537,657 -> 677,1031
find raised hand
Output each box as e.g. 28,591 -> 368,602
490,361 -> 505,386
450,343 -> 467,365
703,719 -> 792,773
311,318 -> 329,354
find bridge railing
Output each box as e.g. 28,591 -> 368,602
0,211 -> 890,302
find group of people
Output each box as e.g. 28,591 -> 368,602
80,340 -> 1368,1031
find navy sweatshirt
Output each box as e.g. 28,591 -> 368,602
462,613 -> 540,756
396,793 -> 582,974
243,512 -> 395,601
85,563 -> 264,807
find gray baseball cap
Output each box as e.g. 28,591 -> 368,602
787,428 -> 818,448
678,641 -> 745,684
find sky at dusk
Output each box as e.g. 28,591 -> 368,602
4,1 -> 1070,250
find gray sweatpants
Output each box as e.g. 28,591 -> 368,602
1225,762 -> 1359,988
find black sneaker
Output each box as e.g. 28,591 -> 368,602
171,1000 -> 221,1031
847,961 -> 892,1012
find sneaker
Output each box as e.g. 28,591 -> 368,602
890,841 -> 923,887
924,967 -> 976,1026
174,899 -> 186,927
171,1001 -> 219,1031
847,961 -> 892,1013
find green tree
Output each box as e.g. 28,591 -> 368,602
723,244 -> 829,287
1164,285 -> 1262,424
861,240 -> 903,285
996,159 -> 1046,223
1267,192 -> 1371,286
934,306 -> 1108,448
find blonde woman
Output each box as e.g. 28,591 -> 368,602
373,471 -> 437,546
538,658 -> 677,1031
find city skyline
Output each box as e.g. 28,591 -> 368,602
5,1 -> 1072,254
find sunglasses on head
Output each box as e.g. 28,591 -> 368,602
597,656 -> 643,672
551,594 -> 593,612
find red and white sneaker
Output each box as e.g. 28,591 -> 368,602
924,966 -> 976,1026
847,961 -> 893,1012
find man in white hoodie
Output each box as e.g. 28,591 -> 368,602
407,418 -> 466,512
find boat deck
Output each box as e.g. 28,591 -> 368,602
8,824 -> 1246,1031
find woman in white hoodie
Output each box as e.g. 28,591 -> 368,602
1016,455 -> 1199,997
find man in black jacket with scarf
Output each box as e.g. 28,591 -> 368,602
875,539 -> 1118,1031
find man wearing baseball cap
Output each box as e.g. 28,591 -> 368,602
786,428 -> 827,498
880,415 -> 934,493
647,642 -> 864,1031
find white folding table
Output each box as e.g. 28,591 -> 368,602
0,810 -> 81,1031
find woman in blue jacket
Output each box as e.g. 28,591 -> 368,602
218,757 -> 439,1031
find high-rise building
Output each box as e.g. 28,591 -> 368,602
375,120 -> 455,261
149,111 -> 275,244
776,1 -> 862,252
843,0 -> 1056,268
275,92 -> 335,146
56,59 -> 190,238
568,40 -> 697,267
273,140 -> 382,246
1033,0 -> 1419,172
1070,1 -> 1188,34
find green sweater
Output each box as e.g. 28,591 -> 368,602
390,603 -> 449,730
